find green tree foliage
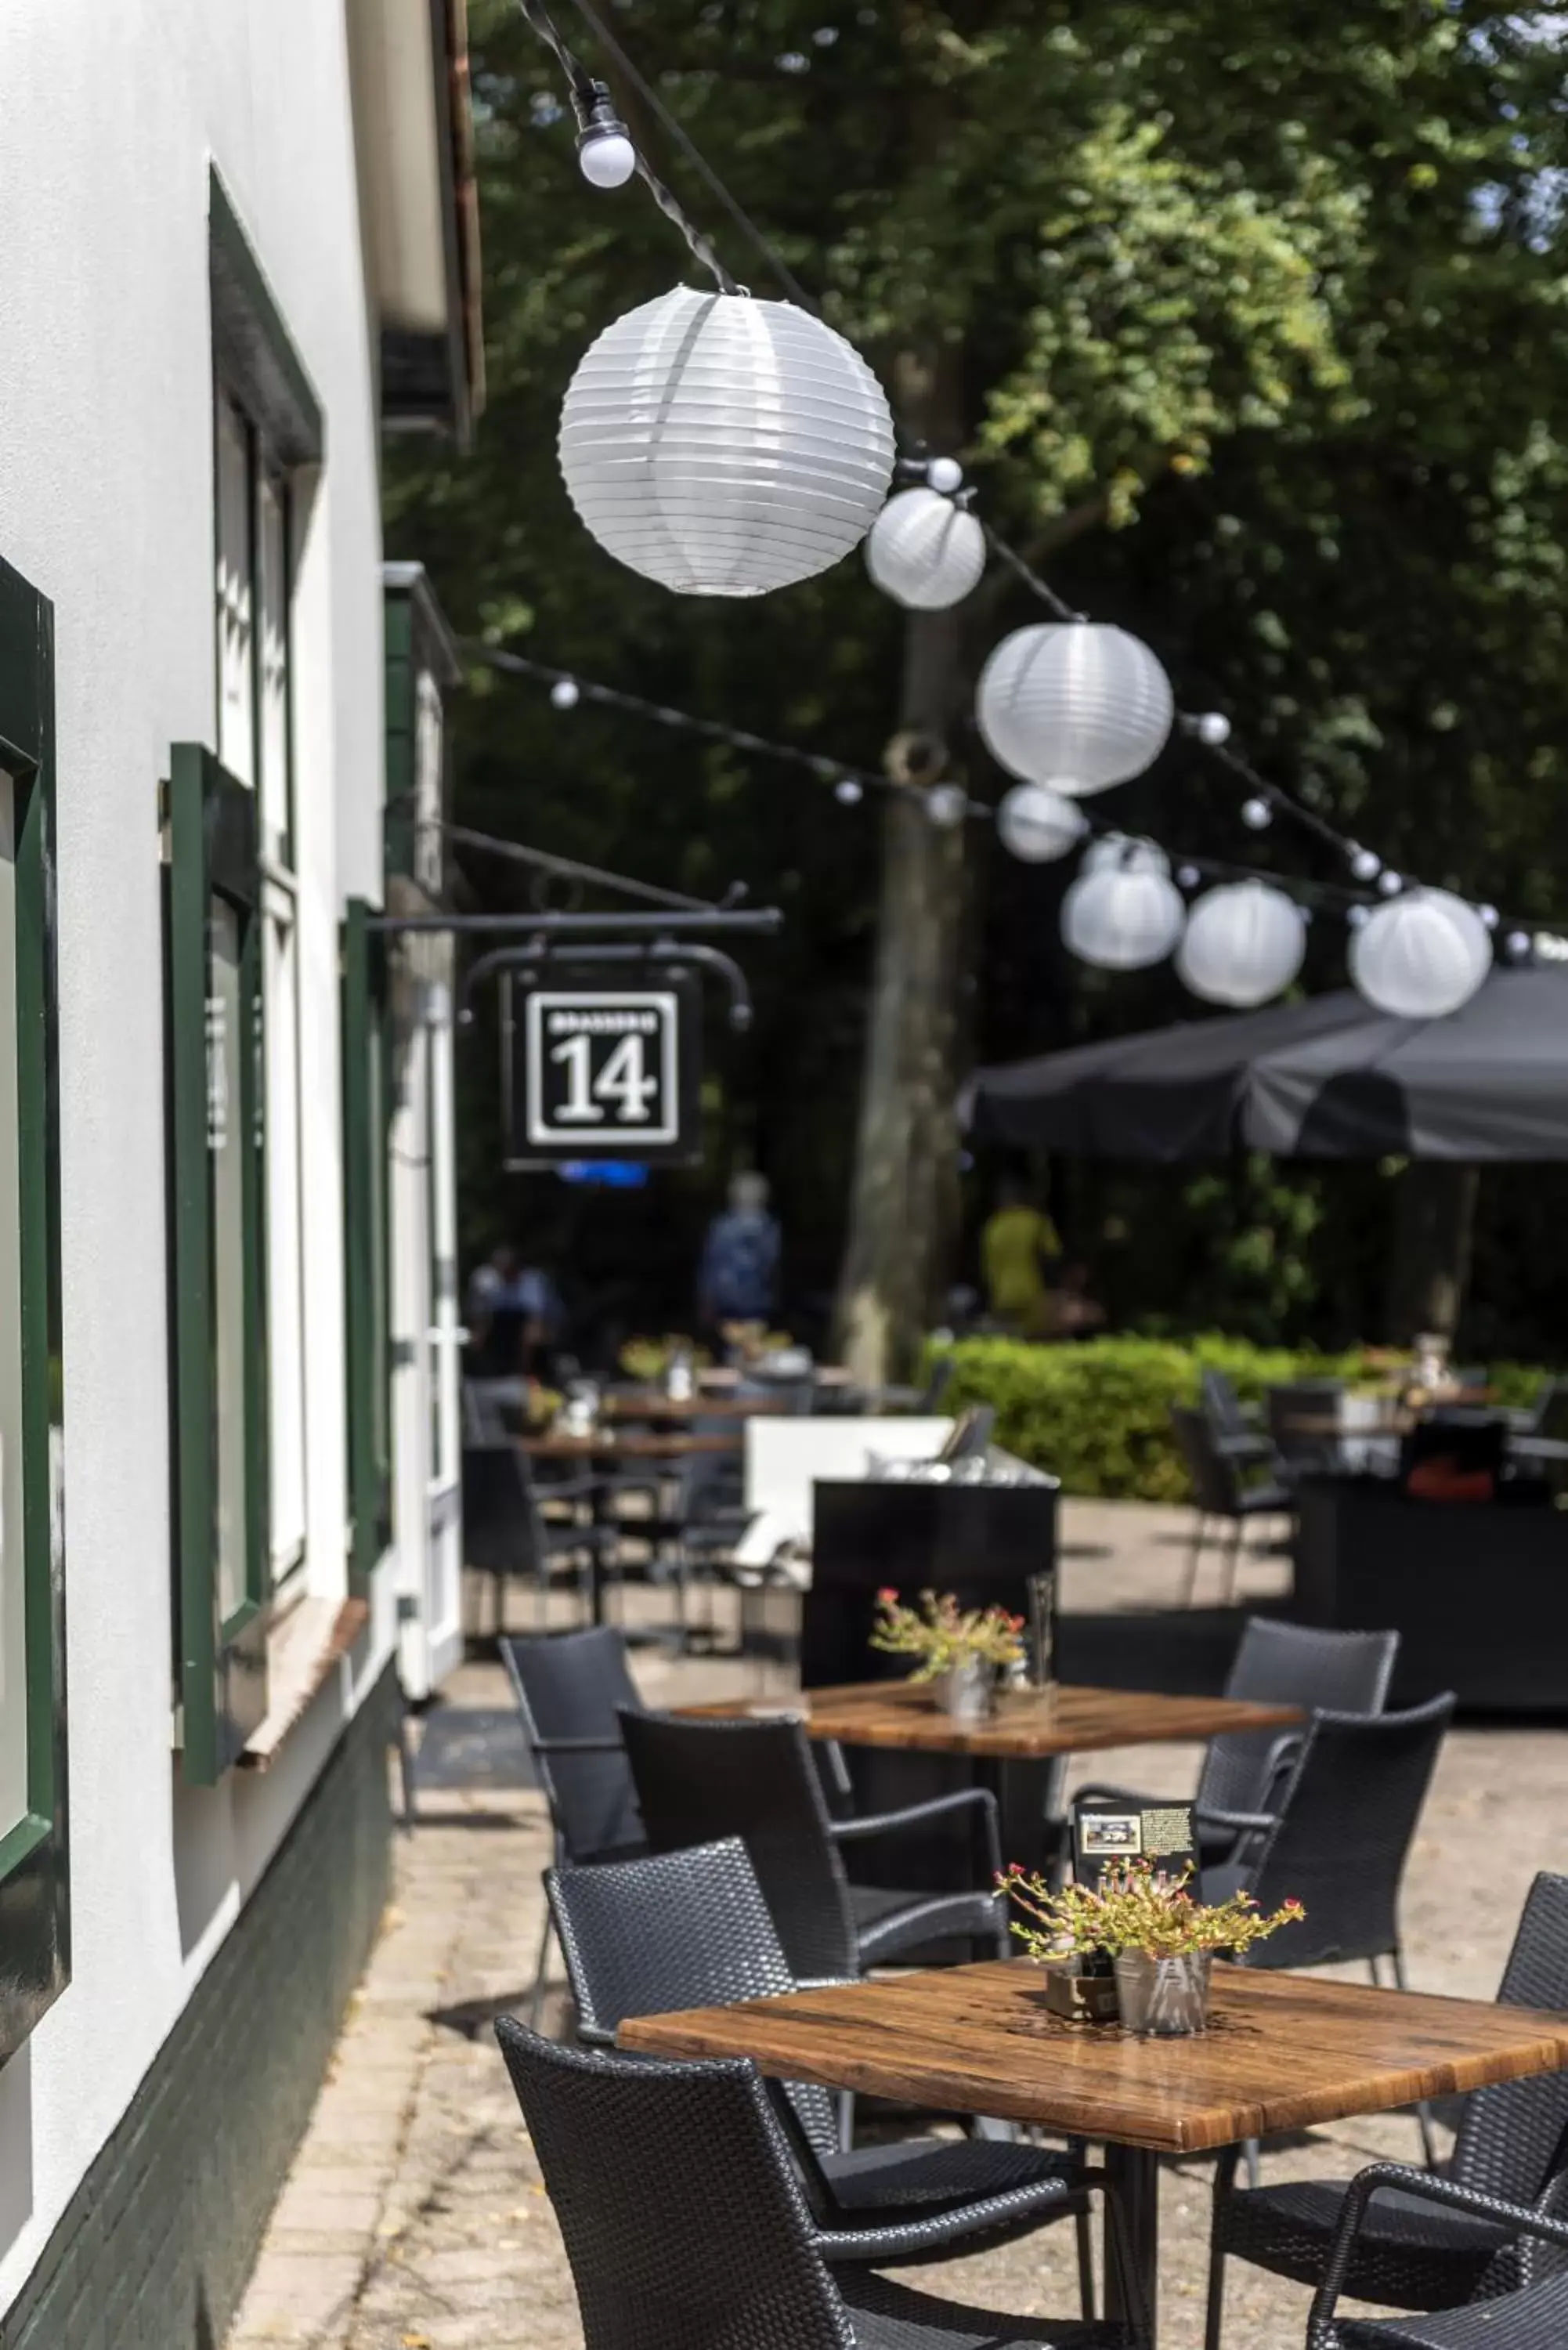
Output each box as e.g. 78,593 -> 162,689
388,1 -> 1568,1355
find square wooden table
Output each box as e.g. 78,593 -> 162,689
621,1959 -> 1568,2345
682,1679 -> 1306,1760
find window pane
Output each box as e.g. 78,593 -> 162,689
209,898 -> 249,1626
264,898 -> 305,1578
215,394 -> 255,788
368,1019 -> 390,1491
414,673 -> 443,895
257,473 -> 290,859
0,775 -> 27,1842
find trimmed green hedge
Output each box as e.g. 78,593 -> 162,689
930,1336 -> 1546,1502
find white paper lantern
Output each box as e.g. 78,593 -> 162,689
865,487 -> 985,609
1176,880 -> 1306,1008
1349,888 -> 1493,1018
558,287 -> 895,597
1062,854 -> 1187,971
976,622 -> 1174,796
995,783 -> 1087,864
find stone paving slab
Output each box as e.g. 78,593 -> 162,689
227,1502 -> 1567,2350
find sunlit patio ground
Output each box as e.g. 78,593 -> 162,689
227,1499 -> 1567,2350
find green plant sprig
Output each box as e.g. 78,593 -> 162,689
869,1588 -> 1026,1685
1003,1859 -> 1304,1961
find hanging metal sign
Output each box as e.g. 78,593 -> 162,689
501,964 -> 703,1169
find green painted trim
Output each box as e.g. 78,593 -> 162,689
341,902 -> 392,1593
209,172 -> 324,468
0,552 -> 68,2065
168,747 -> 269,1783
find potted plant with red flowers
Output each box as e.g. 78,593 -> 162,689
869,1588 -> 1027,1723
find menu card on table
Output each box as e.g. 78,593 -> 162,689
1072,1797 -> 1196,1890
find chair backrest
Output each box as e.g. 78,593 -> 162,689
1535,1378 -> 1568,1443
618,1709 -> 858,1981
501,1629 -> 644,1864
945,1402 -> 997,1459
1201,1367 -> 1252,1444
1240,1692 -> 1455,1969
547,1838 -> 838,2159
1198,1618 -> 1400,1819
1266,1379 -> 1343,1469
494,2020 -> 853,2350
1171,1403 -> 1239,1517
1454,1873 -> 1568,2207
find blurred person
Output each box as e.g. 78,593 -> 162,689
466,1243 -> 563,1378
698,1171 -> 782,1336
980,1173 -> 1061,1339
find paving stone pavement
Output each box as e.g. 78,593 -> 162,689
227,1501 -> 1568,2350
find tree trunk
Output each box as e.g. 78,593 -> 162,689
1386,1162 -> 1479,1344
836,348 -> 970,1387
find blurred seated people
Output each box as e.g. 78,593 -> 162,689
698,1171 -> 781,1340
980,1173 -> 1061,1339
1053,1257 -> 1106,1338
466,1244 -> 563,1379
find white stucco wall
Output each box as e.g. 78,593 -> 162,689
0,0 -> 401,2311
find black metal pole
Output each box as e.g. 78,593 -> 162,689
370,909 -> 782,938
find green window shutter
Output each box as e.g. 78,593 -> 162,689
168,744 -> 269,1784
342,898 -> 392,1593
0,555 -> 68,2061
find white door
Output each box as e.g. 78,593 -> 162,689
392,974 -> 465,1697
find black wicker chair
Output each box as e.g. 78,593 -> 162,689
463,1438 -> 612,1631
1206,1871 -> 1568,2349
1169,1405 -> 1292,1607
546,1835 -> 1097,2303
500,1629 -> 648,2024
1305,2161 -> 1568,2348
619,1706 -> 1006,1986
1076,1618 -> 1399,1871
493,2019 -> 1146,2350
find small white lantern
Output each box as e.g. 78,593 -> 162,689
1349,888 -> 1493,1018
976,622 -> 1174,796
558,287 -> 895,596
995,783 -> 1087,864
1062,848 -> 1186,971
1176,880 -> 1306,1008
865,487 -> 985,610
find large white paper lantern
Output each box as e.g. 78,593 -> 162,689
1062,851 -> 1187,971
1176,880 -> 1307,1008
558,287 -> 895,597
995,783 -> 1087,864
976,622 -> 1174,796
1349,888 -> 1492,1018
865,487 -> 985,610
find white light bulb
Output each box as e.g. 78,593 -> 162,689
927,783 -> 969,829
550,678 -> 581,710
1195,711 -> 1231,747
1506,931 -> 1532,961
1176,865 -> 1201,890
1349,846 -> 1381,884
1347,904 -> 1371,929
927,456 -> 963,495
833,777 -> 863,805
1378,870 -> 1404,897
579,129 -> 637,188
1479,903 -> 1499,929
1241,797 -> 1272,831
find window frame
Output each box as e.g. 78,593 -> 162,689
0,553 -> 68,2060
168,743 -> 268,1783
342,898 -> 392,1595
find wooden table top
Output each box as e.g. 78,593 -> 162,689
620,1959 -> 1568,2154
601,1391 -> 788,1421
679,1679 -> 1304,1760
519,1429 -> 742,1461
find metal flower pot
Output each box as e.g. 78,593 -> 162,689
1113,1950 -> 1212,2037
935,1656 -> 998,1723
